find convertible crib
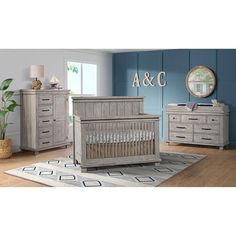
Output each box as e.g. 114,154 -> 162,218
72,96 -> 160,172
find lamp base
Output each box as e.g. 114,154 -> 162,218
32,79 -> 42,90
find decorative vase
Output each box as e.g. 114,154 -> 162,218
0,138 -> 12,159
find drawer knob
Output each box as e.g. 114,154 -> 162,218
42,141 -> 50,144
176,126 -> 186,129
42,131 -> 50,134
53,119 -> 56,121
202,128 -> 211,131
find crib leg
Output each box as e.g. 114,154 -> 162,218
81,167 -> 88,173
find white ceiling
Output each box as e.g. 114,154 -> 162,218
98,49 -> 158,53
71,49 -> 160,54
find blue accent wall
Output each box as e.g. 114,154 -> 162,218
113,49 -> 236,146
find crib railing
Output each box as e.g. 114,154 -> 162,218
85,120 -> 156,159
73,114 -> 160,168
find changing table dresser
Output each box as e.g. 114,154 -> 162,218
165,104 -> 229,149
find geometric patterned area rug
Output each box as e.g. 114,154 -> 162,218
5,152 -> 205,187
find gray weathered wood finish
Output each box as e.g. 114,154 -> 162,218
20,89 -> 70,154
72,96 -> 160,171
165,104 -> 229,149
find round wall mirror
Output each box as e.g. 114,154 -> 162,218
185,66 -> 216,98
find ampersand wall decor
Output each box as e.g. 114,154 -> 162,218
143,72 -> 154,87
132,71 -> 167,88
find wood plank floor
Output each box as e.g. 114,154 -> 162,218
0,143 -> 235,187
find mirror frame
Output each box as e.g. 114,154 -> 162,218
185,65 -> 216,98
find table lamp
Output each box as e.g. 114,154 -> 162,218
30,65 -> 44,90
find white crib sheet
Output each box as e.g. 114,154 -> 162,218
86,130 -> 155,144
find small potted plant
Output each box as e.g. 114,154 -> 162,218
0,78 -> 19,159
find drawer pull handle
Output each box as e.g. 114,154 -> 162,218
201,138 -> 212,141
202,128 -> 211,131
189,118 -> 198,121
42,120 -> 50,123
42,141 -> 50,144
42,109 -> 50,112
42,131 -> 50,133
176,126 -> 186,129
176,135 -> 186,139
42,99 -> 50,101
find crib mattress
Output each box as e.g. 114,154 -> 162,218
86,130 -> 154,144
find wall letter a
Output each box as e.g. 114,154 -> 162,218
132,72 -> 141,87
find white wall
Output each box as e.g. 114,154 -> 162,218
0,49 -> 113,152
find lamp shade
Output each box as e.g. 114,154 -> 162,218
30,65 -> 44,78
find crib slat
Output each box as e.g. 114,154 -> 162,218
127,123 -> 130,157
102,123 -> 105,157
133,121 -> 136,156
137,121 -> 140,156
89,123 -> 92,159
92,123 -> 95,159
112,122 -> 115,158
142,122 -> 145,155
152,122 -> 155,154
143,122 -> 146,155
119,122 -> 122,157
108,122 -> 111,158
148,122 -> 151,155
115,123 -> 118,157
88,123 -> 92,159
86,124 -> 89,159
122,122 -> 125,157
125,122 -> 128,156
132,122 -> 135,156
150,122 -> 153,155
97,123 -> 100,158
105,122 -> 108,158
134,121 -> 137,156
147,122 -> 149,154
120,123 -> 123,157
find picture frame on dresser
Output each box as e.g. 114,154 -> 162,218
165,103 -> 229,150
20,89 -> 71,155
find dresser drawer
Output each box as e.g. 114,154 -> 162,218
39,127 -> 53,138
169,123 -> 193,132
38,106 -> 53,116
38,95 -> 53,105
194,134 -> 219,144
38,137 -> 53,148
38,117 -> 53,127
169,132 -> 192,142
169,114 -> 181,122
182,115 -> 206,123
194,124 -> 219,134
207,116 -> 220,124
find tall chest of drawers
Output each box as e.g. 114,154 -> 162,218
165,104 -> 229,149
20,89 -> 70,154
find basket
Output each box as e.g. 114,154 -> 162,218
0,138 -> 12,159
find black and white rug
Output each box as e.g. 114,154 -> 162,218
5,152 -> 205,187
